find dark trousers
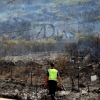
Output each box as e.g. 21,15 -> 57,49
48,80 -> 57,100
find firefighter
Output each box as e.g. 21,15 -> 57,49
44,63 -> 62,100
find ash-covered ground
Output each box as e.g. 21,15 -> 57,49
0,52 -> 100,100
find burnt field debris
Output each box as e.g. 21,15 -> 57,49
0,51 -> 100,100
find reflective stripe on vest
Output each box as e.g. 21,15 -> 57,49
48,69 -> 58,81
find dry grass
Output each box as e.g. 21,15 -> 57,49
55,54 -> 68,75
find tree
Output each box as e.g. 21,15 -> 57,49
6,40 -> 18,56
65,43 -> 78,60
46,38 -> 56,51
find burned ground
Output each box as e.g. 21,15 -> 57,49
0,53 -> 100,100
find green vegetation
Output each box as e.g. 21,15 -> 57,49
53,0 -> 91,6
0,35 -> 57,56
7,8 -> 27,18
76,33 -> 85,41
67,0 -> 91,5
57,14 -> 75,20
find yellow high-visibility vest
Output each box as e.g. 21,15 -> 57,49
48,68 -> 58,81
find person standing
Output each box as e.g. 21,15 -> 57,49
44,63 -> 62,100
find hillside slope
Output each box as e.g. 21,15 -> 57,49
0,0 -> 99,40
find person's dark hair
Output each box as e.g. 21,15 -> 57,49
50,63 -> 54,67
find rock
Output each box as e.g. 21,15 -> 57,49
15,89 -> 19,94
